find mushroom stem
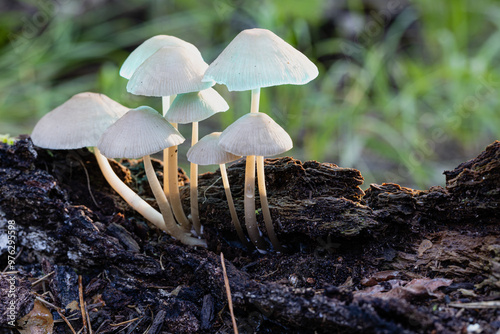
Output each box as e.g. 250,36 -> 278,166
162,96 -> 171,200
143,155 -> 206,247
250,88 -> 260,113
250,88 -> 282,250
256,155 -> 283,251
220,163 -> 250,247
244,155 -> 267,249
168,122 -> 192,231
242,87 -> 267,250
94,148 -> 165,230
190,121 -> 201,235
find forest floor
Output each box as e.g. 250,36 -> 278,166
0,137 -> 499,333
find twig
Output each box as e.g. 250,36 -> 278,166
109,317 -> 141,327
86,302 -> 105,309
94,319 -> 109,334
36,295 -> 79,334
57,309 -> 77,334
35,296 -> 76,334
85,302 -> 93,334
54,316 -> 80,323
116,322 -> 134,333
220,252 -> 238,334
31,271 -> 55,287
449,301 -> 500,309
35,295 -> 61,311
142,308 -> 154,333
125,316 -> 144,334
74,154 -> 100,209
79,275 -> 88,334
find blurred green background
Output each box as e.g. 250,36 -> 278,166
1,0 -> 499,189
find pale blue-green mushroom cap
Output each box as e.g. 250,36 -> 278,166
31,92 -> 129,149
127,46 -> 214,97
166,88 -> 229,124
218,112 -> 293,156
97,106 -> 185,159
119,35 -> 202,79
187,132 -> 241,165
202,28 -> 319,91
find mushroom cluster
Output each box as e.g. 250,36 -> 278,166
30,29 -> 318,250
202,28 -> 318,251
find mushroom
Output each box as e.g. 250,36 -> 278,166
126,46 -> 212,97
120,36 -> 200,200
202,28 -> 318,91
166,88 -> 229,235
124,44 -> 214,232
31,92 -> 165,230
186,132 -> 249,246
218,112 -> 292,251
202,28 -> 318,250
97,106 -> 205,247
31,92 -> 128,149
119,35 -> 202,80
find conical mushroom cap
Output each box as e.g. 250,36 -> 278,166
166,88 -> 229,124
219,113 -> 292,156
31,92 -> 129,149
187,132 -> 241,165
203,28 -> 318,91
127,46 -> 213,97
120,35 -> 202,79
97,106 -> 185,159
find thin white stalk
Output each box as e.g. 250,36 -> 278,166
190,121 -> 201,235
220,163 -> 250,247
244,155 -> 266,249
242,87 -> 267,250
162,96 -> 171,200
143,156 -> 177,235
144,155 -> 206,247
94,148 -> 165,230
168,123 -> 192,231
250,88 -> 260,114
256,155 -> 282,251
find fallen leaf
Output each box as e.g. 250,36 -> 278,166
354,277 -> 453,301
417,239 -> 433,257
17,300 -> 54,334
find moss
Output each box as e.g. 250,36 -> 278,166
0,134 -> 16,145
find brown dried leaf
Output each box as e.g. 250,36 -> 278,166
361,270 -> 400,286
417,239 -> 433,257
355,278 -> 453,301
17,300 -> 54,334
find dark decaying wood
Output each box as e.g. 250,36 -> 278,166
0,137 -> 499,333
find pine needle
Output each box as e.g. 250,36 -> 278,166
220,252 -> 238,334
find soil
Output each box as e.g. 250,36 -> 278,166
0,137 -> 499,333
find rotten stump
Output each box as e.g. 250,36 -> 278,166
0,138 -> 499,333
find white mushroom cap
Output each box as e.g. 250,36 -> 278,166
31,92 -> 129,149
218,112 -> 292,156
119,35 -> 202,79
166,88 -> 229,124
187,132 -> 241,165
127,46 -> 214,97
97,106 -> 185,159
203,28 -> 318,91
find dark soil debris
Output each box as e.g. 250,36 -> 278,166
0,138 -> 499,333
